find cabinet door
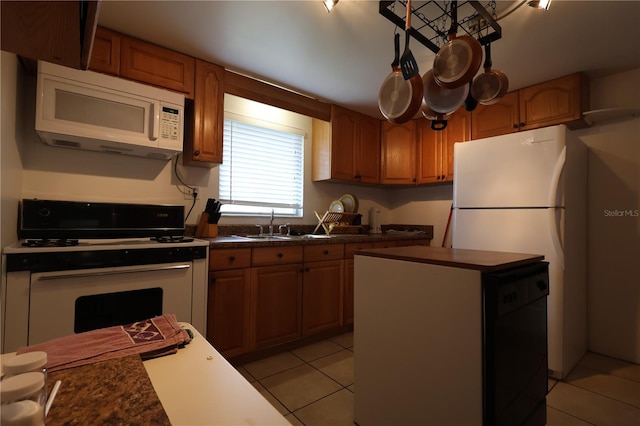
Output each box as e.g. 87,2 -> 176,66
207,269 -> 252,358
344,258 -> 355,325
184,59 -> 225,166
251,264 -> 303,349
356,114 -> 381,184
1,1 -> 99,70
442,109 -> 471,182
302,260 -> 344,336
471,91 -> 520,140
416,119 -> 439,184
519,72 -> 588,131
120,36 -> 195,98
89,27 -> 120,75
331,106 -> 358,181
381,120 -> 417,184
344,242 -> 372,325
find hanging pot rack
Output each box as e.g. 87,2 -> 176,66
379,0 -> 502,53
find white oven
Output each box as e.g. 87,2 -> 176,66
2,241 -> 208,353
1,200 -> 209,353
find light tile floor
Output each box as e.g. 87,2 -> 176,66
238,333 -> 640,425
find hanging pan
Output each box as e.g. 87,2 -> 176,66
471,42 -> 509,105
432,1 -> 482,90
378,1 -> 422,124
421,69 -> 466,131
378,33 -> 414,123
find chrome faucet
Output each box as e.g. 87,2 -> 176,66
255,210 -> 277,236
268,209 -> 275,236
279,223 -> 291,236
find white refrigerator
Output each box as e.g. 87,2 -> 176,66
452,124 -> 587,379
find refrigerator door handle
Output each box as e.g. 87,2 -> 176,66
549,146 -> 566,207
549,207 -> 565,270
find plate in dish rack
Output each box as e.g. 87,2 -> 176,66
339,193 -> 359,213
329,200 -> 344,213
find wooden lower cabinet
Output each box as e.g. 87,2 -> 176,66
250,264 -> 303,349
344,242 -> 373,325
207,268 -> 251,358
207,239 -> 432,360
302,260 -> 344,336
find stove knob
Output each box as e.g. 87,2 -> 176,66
38,208 -> 51,217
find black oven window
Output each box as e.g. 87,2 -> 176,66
74,288 -> 163,333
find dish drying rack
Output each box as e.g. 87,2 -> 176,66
313,211 -> 360,235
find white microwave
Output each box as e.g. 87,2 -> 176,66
35,61 -> 185,160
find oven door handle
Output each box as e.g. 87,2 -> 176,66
33,264 -> 191,281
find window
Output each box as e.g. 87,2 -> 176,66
219,115 -> 304,217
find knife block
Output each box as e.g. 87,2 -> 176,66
195,212 -> 218,238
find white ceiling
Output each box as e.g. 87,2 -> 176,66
98,0 -> 640,118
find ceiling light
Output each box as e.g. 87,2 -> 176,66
528,0 -> 552,10
323,0 -> 339,13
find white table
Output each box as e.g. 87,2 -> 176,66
144,324 -> 290,425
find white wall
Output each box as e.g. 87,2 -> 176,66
574,68 -> 640,363
1,53 -> 25,247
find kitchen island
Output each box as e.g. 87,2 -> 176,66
353,246 -> 548,426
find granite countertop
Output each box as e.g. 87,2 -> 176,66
201,224 -> 434,248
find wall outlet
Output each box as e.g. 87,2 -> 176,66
183,187 -> 199,200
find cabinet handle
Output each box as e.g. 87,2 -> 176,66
323,250 -> 329,255
229,256 -> 235,262
512,124 -> 519,129
277,253 -> 283,258
519,122 -> 525,127
194,150 -> 200,156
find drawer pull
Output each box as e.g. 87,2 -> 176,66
323,250 -> 329,255
277,253 -> 284,258
229,256 -> 236,262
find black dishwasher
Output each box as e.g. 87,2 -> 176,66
483,261 -> 549,426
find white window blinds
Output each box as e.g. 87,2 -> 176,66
219,117 -> 304,216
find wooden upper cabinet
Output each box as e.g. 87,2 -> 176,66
417,109 -> 471,183
471,73 -> 589,139
89,27 -> 121,75
357,113 -> 382,184
519,72 -> 589,131
330,107 -> 357,181
471,91 -> 520,140
312,106 -> 380,184
381,120 -> 417,184
183,59 -> 225,167
89,26 -> 195,98
1,0 -> 99,70
120,37 -> 195,98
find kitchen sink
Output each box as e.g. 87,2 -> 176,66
231,235 -> 294,241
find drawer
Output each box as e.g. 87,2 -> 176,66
209,248 -> 251,270
371,240 -> 398,249
394,239 -> 431,247
344,242 -> 373,259
252,246 -> 303,266
304,243 -> 345,262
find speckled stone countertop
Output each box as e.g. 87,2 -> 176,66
199,224 -> 434,248
46,355 -> 170,425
